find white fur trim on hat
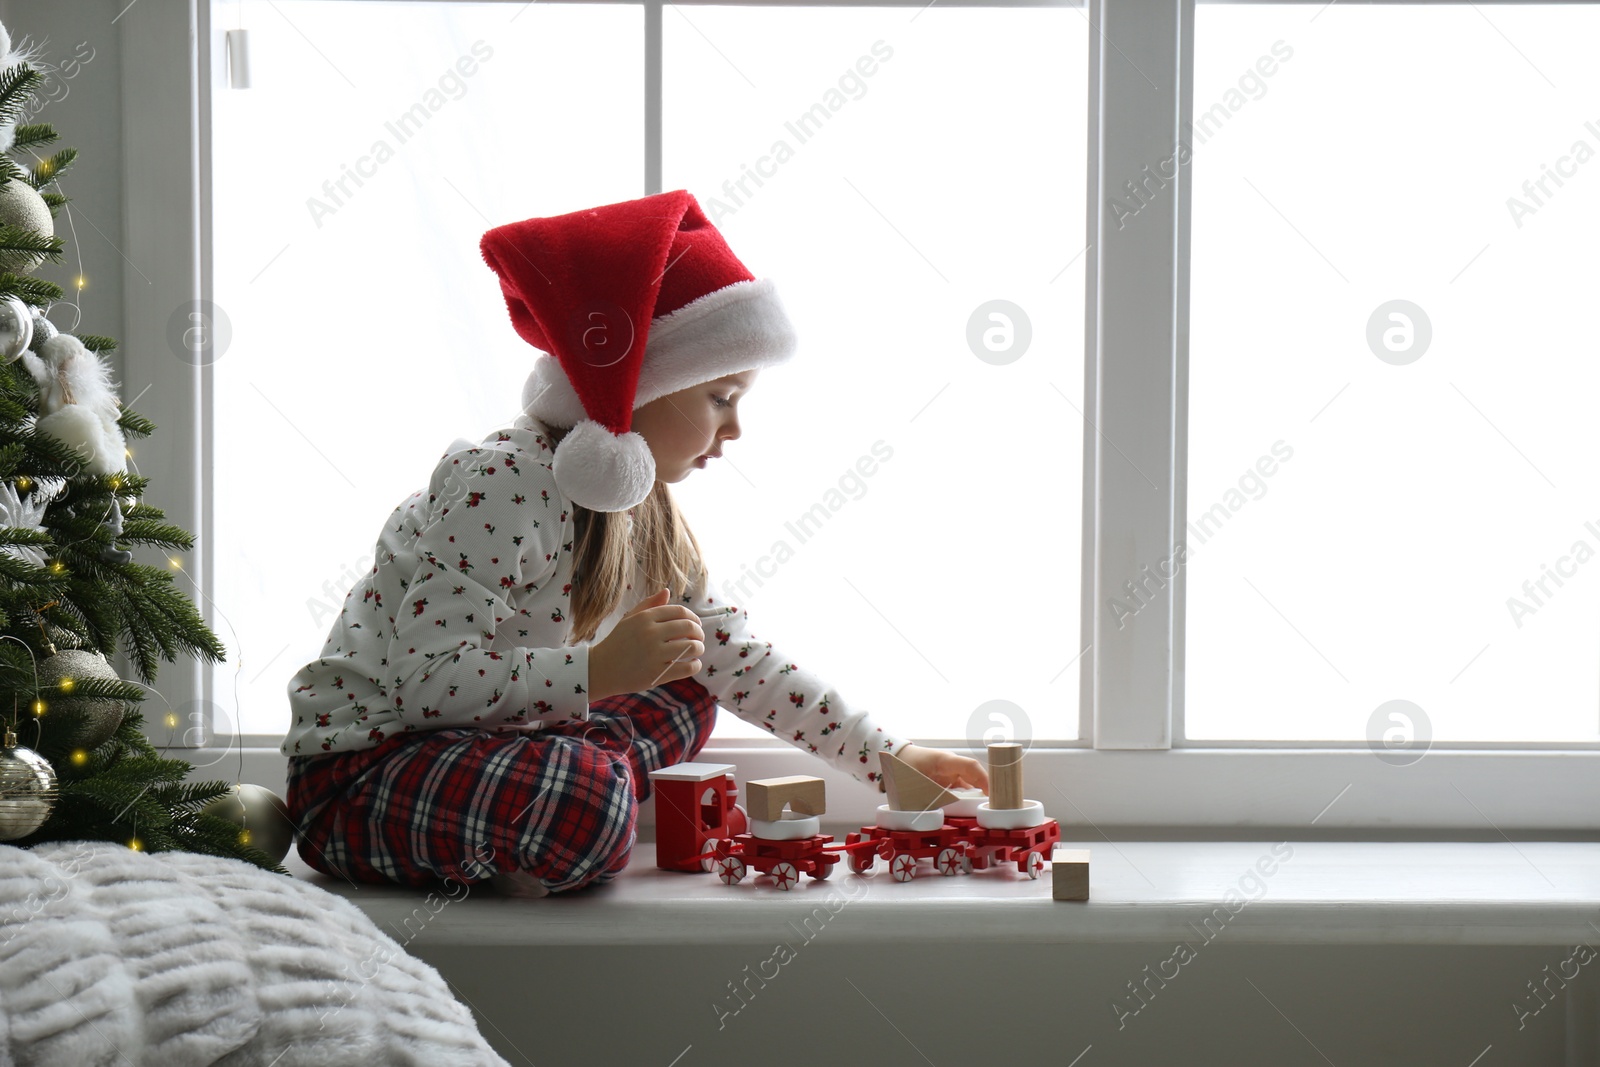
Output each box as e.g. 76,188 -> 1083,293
550,418 -> 656,512
521,353 -> 587,427
522,276 -> 797,427
634,276 -> 798,406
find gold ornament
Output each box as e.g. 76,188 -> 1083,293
35,642 -> 126,752
201,783 -> 296,864
0,725 -> 58,841
0,179 -> 53,275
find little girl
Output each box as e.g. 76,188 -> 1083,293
280,190 -> 987,897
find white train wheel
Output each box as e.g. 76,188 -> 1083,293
890,853 -> 917,882
1026,851 -> 1044,879
718,855 -> 746,884
935,847 -> 961,876
771,861 -> 799,890
700,838 -> 721,873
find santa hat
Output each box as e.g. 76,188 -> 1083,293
478,190 -> 798,513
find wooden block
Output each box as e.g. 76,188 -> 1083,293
878,750 -> 960,813
1051,848 -> 1090,901
745,776 -> 826,822
988,742 -> 1024,810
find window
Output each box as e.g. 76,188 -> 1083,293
208,1 -> 643,738
207,0 -> 1088,747
107,0 -> 1596,828
661,4 -> 1087,744
1186,4 -> 1600,744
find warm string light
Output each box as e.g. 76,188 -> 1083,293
26,601 -> 60,726
0,626 -> 51,740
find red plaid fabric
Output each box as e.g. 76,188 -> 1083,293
285,676 -> 719,894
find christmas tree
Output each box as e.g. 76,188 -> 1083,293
0,26 -> 285,873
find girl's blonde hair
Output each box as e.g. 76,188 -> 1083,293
542,421 -> 711,644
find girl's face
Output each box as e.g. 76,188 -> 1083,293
629,369 -> 757,483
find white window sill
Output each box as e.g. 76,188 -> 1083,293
284,838 -> 1600,948
196,742 -> 1600,830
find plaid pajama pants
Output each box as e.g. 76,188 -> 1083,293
285,676 -> 719,895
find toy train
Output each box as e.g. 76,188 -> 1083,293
648,742 -> 1088,898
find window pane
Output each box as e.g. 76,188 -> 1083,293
211,1 -> 642,736
1187,5 -> 1600,741
665,5 -> 1088,743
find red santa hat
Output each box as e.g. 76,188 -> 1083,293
478,189 -> 798,513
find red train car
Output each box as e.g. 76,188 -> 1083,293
710,806 -> 840,890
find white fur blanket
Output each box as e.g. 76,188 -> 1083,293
0,840 -> 510,1066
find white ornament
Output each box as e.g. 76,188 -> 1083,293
24,334 -> 126,476
20,334 -> 134,564
0,477 -> 61,570
0,180 -> 53,275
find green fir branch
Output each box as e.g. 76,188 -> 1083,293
0,65 -> 44,131
9,123 -> 59,151
0,271 -> 61,305
117,519 -> 198,551
0,225 -> 62,272
29,148 -> 76,190
151,779 -> 234,812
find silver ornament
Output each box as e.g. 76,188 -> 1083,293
0,727 -> 58,841
36,646 -> 126,752
27,305 -> 56,353
0,294 -> 30,363
0,179 -> 53,275
201,783 -> 296,863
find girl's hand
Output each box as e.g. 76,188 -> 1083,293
887,743 -> 990,794
588,588 -> 705,701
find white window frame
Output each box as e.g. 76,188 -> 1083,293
118,0 -> 1600,830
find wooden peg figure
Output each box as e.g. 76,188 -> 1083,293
987,742 -> 1024,810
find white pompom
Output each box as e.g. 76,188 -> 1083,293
550,419 -> 655,512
